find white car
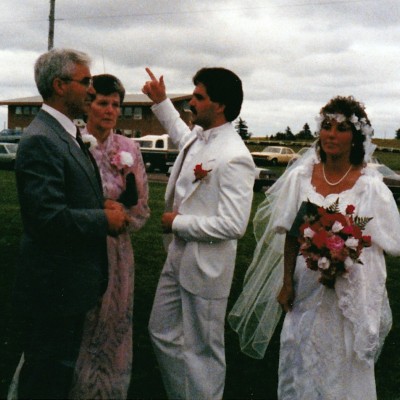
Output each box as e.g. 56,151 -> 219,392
251,146 -> 296,166
0,142 -> 18,169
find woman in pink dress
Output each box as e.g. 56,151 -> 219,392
70,74 -> 150,399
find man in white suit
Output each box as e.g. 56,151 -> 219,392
142,67 -> 255,399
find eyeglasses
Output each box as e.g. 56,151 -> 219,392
61,77 -> 93,88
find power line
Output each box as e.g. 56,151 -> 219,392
0,0 -> 377,24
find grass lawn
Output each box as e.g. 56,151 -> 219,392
0,170 -> 399,399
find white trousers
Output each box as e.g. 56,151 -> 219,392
149,239 -> 228,400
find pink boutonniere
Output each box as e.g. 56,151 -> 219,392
193,163 -> 212,183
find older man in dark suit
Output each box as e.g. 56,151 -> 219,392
12,48 -> 127,399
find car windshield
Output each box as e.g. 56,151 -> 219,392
6,144 -> 18,153
376,165 -> 397,177
298,147 -> 310,156
262,147 -> 280,153
137,140 -> 153,149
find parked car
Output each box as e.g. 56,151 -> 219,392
251,146 -> 296,166
0,128 -> 23,143
287,146 -> 311,167
368,163 -> 400,203
253,166 -> 277,192
132,134 -> 178,172
0,142 -> 18,169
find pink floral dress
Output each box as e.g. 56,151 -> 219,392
70,130 -> 150,399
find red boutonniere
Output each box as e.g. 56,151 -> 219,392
193,163 -> 212,183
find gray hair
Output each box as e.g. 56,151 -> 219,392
34,48 -> 91,100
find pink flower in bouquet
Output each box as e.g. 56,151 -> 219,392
296,198 -> 372,288
326,235 -> 345,251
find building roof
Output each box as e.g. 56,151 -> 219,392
0,93 -> 191,106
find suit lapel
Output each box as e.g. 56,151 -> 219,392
68,138 -> 104,201
38,111 -> 104,202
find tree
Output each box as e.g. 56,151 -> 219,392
296,123 -> 314,140
396,128 -> 400,140
285,126 -> 295,140
235,117 -> 252,140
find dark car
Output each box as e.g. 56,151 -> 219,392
253,167 -> 277,192
0,142 -> 18,169
0,128 -> 23,143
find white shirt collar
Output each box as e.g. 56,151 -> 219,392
195,122 -> 230,143
41,104 -> 78,138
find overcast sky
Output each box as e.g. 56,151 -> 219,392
1,0 -> 399,138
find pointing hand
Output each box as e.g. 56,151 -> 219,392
142,67 -> 167,104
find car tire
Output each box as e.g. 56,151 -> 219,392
271,158 -> 278,166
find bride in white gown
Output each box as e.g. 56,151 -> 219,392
229,96 -> 400,400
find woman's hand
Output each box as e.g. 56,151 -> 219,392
277,282 -> 295,313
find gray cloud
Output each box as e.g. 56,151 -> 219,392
0,0 -> 399,137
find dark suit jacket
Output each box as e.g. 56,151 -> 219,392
13,110 -> 109,317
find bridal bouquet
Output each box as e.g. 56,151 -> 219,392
292,199 -> 372,288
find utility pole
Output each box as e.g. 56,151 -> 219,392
48,0 -> 55,50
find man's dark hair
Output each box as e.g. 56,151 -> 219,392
192,67 -> 243,122
92,74 -> 125,105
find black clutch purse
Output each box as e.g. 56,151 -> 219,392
118,172 -> 138,207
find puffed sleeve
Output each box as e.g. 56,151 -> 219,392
360,175 -> 400,256
270,166 -> 308,234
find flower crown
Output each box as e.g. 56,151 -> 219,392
315,112 -> 375,162
315,112 -> 373,138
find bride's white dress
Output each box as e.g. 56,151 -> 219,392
274,162 -> 400,400
229,158 -> 400,400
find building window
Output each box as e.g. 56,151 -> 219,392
183,101 -> 191,112
15,106 -> 22,115
123,107 -> 133,117
23,106 -> 30,115
134,107 -> 142,120
31,107 -> 39,115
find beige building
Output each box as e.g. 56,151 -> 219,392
0,93 -> 192,137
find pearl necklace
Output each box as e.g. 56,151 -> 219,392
322,164 -> 353,186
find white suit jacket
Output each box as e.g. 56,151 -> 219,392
153,99 -> 255,299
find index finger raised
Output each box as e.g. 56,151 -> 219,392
145,67 -> 157,82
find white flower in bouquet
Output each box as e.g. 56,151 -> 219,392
344,256 -> 355,268
303,227 -> 315,238
332,221 -> 344,233
318,257 -> 330,270
345,237 -> 359,250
